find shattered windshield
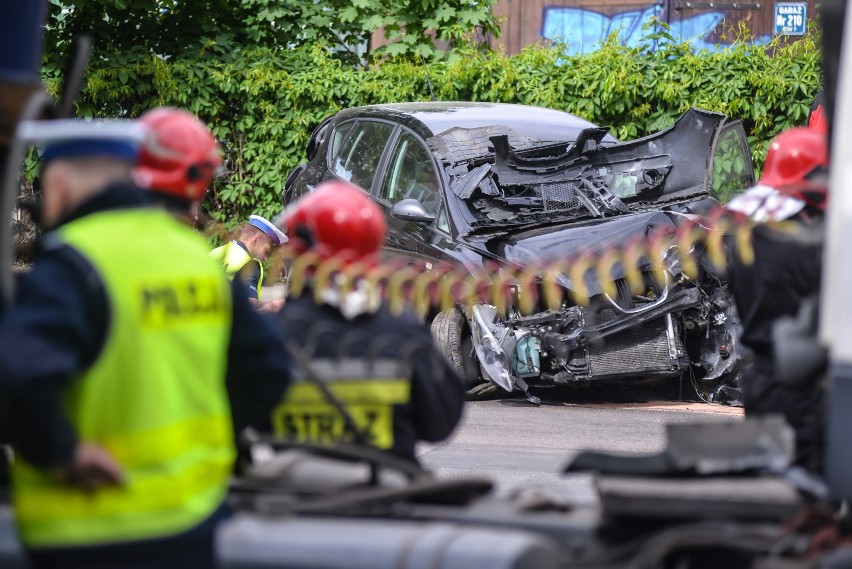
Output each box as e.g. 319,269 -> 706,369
427,109 -> 729,233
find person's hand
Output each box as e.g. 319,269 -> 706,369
257,299 -> 285,313
61,443 -> 124,492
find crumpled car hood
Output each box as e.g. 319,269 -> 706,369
489,211 -> 678,295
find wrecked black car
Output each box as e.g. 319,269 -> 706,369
283,102 -> 755,401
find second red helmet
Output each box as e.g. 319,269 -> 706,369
759,127 -> 828,189
283,180 -> 386,263
134,107 -> 223,202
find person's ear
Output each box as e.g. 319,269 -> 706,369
40,163 -> 72,228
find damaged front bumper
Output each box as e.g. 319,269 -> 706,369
466,276 -> 743,400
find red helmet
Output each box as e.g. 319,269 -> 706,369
284,180 -> 386,263
809,104 -> 828,135
134,107 -> 222,201
760,127 -> 828,188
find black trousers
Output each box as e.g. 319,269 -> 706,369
742,356 -> 824,473
25,503 -> 228,569
27,531 -> 215,569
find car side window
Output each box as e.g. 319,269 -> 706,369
379,131 -> 440,212
711,121 -> 755,204
435,204 -> 451,234
330,120 -> 394,191
329,120 -> 354,163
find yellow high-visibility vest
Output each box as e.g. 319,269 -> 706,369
12,208 -> 235,548
209,241 -> 264,300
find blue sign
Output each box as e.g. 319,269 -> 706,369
774,2 -> 807,36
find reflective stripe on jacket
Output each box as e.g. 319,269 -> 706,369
271,359 -> 411,451
12,208 -> 235,548
209,241 -> 264,301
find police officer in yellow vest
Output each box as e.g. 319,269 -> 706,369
0,118 -> 290,568
209,215 -> 287,305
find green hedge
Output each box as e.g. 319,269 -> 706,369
48,30 -> 821,223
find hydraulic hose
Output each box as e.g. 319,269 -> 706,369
0,90 -> 51,307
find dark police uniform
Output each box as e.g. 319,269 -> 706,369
728,222 -> 823,469
273,294 -> 464,462
0,185 -> 290,568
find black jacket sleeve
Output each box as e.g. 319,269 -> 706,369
729,224 -> 822,355
0,248 -> 108,469
243,262 -> 261,300
224,279 -> 291,435
401,317 -> 465,443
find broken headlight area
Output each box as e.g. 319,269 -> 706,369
470,304 -> 515,392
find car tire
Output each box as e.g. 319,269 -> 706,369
430,308 -> 483,389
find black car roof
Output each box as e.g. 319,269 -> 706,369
336,102 -> 619,144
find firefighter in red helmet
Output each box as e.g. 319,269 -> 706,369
761,127 -> 828,211
134,106 -> 223,221
727,127 -> 828,222
271,180 -> 464,462
726,127 -> 828,472
285,182 -> 386,264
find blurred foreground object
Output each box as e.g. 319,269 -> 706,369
1,1 -> 49,308
0,117 -> 289,569
821,0 -> 852,500
726,127 -> 827,472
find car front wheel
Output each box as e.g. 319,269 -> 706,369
430,308 -> 483,390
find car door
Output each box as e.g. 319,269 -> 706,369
373,128 -> 460,268
283,117 -> 344,205
710,120 -> 755,203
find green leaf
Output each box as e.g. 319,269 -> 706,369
434,5 -> 456,22
382,42 -> 410,57
339,6 -> 359,23
363,14 -> 385,30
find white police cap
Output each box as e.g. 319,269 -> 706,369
249,214 -> 288,246
17,119 -> 146,163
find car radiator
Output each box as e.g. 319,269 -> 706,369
586,315 -> 686,380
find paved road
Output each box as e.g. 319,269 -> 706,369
417,389 -> 743,505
